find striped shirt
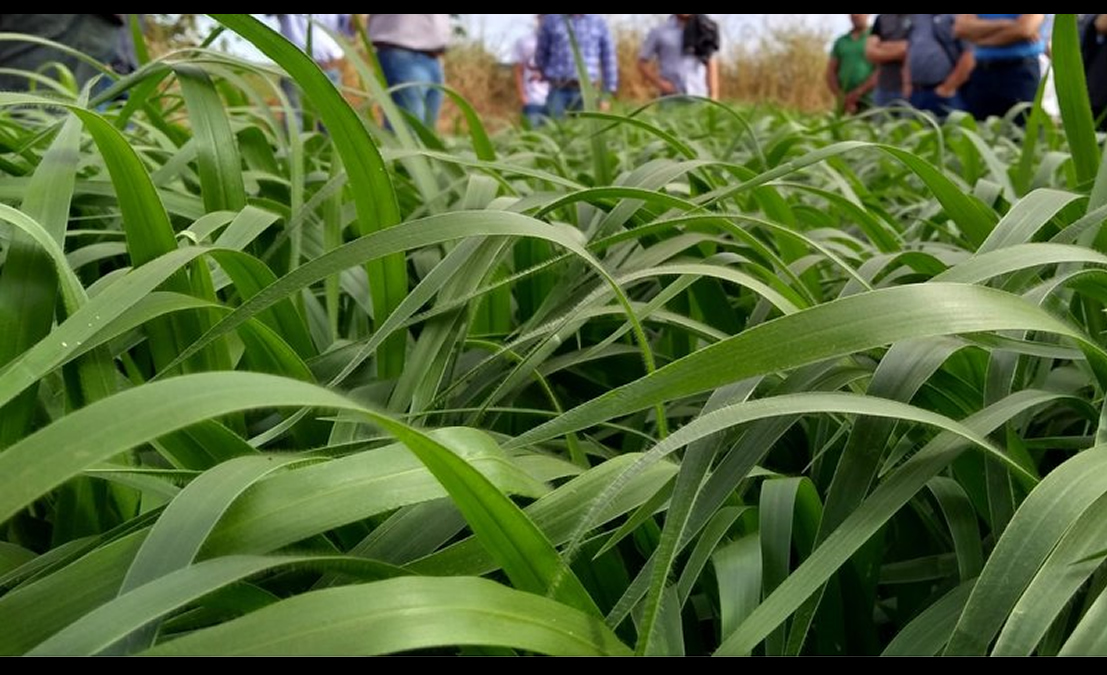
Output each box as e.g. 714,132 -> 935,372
535,14 -> 618,93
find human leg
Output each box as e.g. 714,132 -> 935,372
522,103 -> 547,128
376,47 -> 427,125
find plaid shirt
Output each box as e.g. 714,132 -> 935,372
535,14 -> 618,93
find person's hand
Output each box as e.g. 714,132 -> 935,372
658,79 -> 677,95
844,90 -> 860,114
598,98 -> 612,112
935,83 -> 956,99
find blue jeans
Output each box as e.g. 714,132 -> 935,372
963,58 -> 1040,126
873,88 -> 906,108
522,103 -> 547,128
376,46 -> 444,129
546,86 -> 582,119
909,88 -> 965,119
282,66 -> 343,129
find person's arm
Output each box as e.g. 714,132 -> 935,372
707,55 -> 719,101
637,28 -> 674,94
1096,14 -> 1107,34
902,50 -> 911,98
954,14 -> 1013,42
866,32 -> 908,64
514,61 -> 528,106
936,49 -> 975,98
826,56 -> 842,98
983,14 -> 1043,46
637,59 -> 674,95
844,71 -> 877,113
956,14 -> 1044,47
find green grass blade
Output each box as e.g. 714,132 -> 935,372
946,447 -> 1107,655
1059,581 -> 1107,655
1052,14 -> 1101,186
0,247 -> 208,412
991,493 -> 1107,655
508,284 -> 1107,449
143,576 -> 629,656
760,477 -> 822,655
714,534 -> 763,652
976,188 -> 1084,253
0,531 -> 147,655
0,115 -> 82,447
0,371 -> 595,614
716,390 -> 1066,655
210,14 -> 406,378
881,581 -> 975,656
119,456 -> 306,594
29,554 -> 404,656
927,478 -> 984,581
820,337 -> 966,537
161,211 -> 630,378
198,432 -> 541,557
174,64 -> 246,212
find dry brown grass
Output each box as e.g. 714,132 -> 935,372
718,22 -> 836,112
440,42 -> 516,132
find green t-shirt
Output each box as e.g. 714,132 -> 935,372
831,29 -> 874,92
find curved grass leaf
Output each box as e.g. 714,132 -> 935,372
0,372 -> 595,615
945,447 -> 1107,655
508,284 -> 1107,449
716,391 -> 1068,655
143,576 -> 629,656
210,14 -> 406,377
29,554 -> 405,656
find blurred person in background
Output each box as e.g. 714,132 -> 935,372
272,14 -> 353,126
1081,14 -> 1107,130
827,14 -> 876,114
0,14 -> 123,92
366,14 -> 451,129
903,14 -> 974,119
514,15 -> 549,128
273,14 -> 352,86
535,14 -> 617,119
637,14 -> 720,102
866,13 -> 910,107
954,14 -> 1047,125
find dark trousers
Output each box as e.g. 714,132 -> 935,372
0,14 -> 121,91
963,57 -> 1041,126
910,88 -> 966,120
547,85 -> 583,119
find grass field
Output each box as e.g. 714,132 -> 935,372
1,14 -> 1107,656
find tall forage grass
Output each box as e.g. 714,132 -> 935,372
0,13 -> 1106,656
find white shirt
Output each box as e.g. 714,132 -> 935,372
640,16 -> 708,97
514,33 -> 549,105
276,14 -> 348,64
366,14 -> 451,52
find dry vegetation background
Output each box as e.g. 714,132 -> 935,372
438,21 -> 836,128
143,15 -> 837,130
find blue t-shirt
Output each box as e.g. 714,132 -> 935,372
973,14 -> 1047,61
